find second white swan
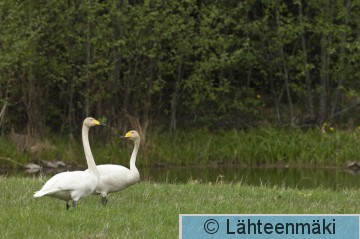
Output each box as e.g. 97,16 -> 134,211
90,130 -> 140,205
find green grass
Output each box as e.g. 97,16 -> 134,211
1,177 -> 360,238
2,127 -> 360,168
146,127 -> 360,166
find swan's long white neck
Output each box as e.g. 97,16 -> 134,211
130,139 -> 140,176
82,125 -> 99,179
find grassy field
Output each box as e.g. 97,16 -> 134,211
1,177 -> 360,238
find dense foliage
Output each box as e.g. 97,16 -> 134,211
1,0 -> 360,136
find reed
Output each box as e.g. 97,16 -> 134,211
1,127 -> 359,168
145,127 -> 360,167
0,137 -> 30,167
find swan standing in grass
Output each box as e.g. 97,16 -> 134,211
90,130 -> 140,205
34,117 -> 104,210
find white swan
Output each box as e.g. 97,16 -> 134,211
90,130 -> 140,205
34,117 -> 104,209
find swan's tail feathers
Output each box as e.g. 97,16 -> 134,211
34,188 -> 57,197
34,187 -> 61,198
34,190 -> 46,197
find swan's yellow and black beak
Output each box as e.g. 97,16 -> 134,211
93,119 -> 101,125
121,131 -> 132,139
93,119 -> 106,126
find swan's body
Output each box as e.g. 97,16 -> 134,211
34,117 -> 103,209
89,130 -> 140,205
33,170 -> 98,205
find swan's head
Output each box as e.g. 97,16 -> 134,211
83,117 -> 104,128
122,130 -> 140,141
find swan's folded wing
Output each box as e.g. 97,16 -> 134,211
95,165 -> 135,191
34,171 -> 95,197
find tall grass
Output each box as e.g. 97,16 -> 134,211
145,127 -> 360,166
1,177 -> 360,238
1,127 -> 360,168
0,137 -> 30,167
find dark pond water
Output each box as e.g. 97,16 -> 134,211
3,165 -> 360,189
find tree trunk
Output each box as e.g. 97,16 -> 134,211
319,33 -> 329,124
169,59 -> 183,132
298,1 -> 314,119
330,0 -> 350,120
276,3 -> 294,125
85,12 -> 91,117
280,47 -> 295,125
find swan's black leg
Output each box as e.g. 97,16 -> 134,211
72,200 -> 77,208
66,202 -> 70,210
101,196 -> 108,206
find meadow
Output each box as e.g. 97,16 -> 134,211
1,177 -> 360,238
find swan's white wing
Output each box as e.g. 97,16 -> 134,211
92,164 -> 138,194
34,172 -> 71,197
34,171 -> 98,200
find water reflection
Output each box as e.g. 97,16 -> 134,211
1,165 -> 359,189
